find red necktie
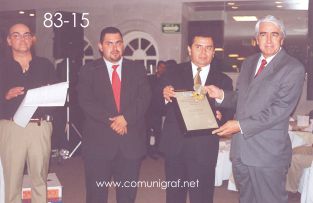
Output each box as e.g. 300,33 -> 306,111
255,59 -> 267,78
112,65 -> 121,112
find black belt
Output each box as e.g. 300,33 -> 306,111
30,115 -> 53,126
10,115 -> 53,126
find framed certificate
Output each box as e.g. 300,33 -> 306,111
173,90 -> 218,135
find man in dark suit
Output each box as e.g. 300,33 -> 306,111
161,31 -> 233,203
206,15 -> 305,203
77,27 -> 151,203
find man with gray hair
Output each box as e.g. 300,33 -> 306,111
206,15 -> 305,203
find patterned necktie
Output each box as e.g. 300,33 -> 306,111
255,59 -> 267,78
194,67 -> 202,86
112,65 -> 121,112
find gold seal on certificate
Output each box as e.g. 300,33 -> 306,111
192,84 -> 206,101
173,90 -> 219,134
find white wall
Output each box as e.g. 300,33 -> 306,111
4,2 -> 185,63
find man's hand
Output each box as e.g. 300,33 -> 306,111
205,85 -> 223,100
5,87 -> 24,100
163,85 -> 175,102
212,120 -> 240,137
109,115 -> 128,136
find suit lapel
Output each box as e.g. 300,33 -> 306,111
96,59 -> 119,113
182,62 -> 194,90
247,54 -> 261,83
120,59 -> 131,112
250,49 -> 287,86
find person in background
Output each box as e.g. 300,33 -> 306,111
0,23 -> 57,203
146,60 -> 167,159
206,15 -> 305,203
164,59 -> 177,71
77,26 -> 151,203
162,30 -> 233,203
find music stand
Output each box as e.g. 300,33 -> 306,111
62,58 -> 82,159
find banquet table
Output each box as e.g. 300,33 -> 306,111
298,161 -> 313,203
214,131 -> 313,192
215,139 -> 232,187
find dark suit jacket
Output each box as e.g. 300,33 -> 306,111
221,49 -> 305,167
77,58 -> 151,160
160,61 -> 233,163
146,74 -> 166,133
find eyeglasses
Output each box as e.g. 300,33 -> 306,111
9,32 -> 33,40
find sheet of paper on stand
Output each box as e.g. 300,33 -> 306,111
23,82 -> 69,107
13,82 -> 69,127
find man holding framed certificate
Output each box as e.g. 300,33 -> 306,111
160,31 -> 233,203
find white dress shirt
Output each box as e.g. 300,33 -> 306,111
191,62 -> 211,85
103,58 -> 123,84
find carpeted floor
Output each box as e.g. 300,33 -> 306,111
49,156 -> 301,203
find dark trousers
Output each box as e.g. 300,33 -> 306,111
165,153 -> 216,203
84,152 -> 141,203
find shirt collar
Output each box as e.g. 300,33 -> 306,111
103,57 -> 123,69
259,47 -> 281,64
191,62 -> 211,76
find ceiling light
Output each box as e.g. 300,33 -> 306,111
237,57 -> 246,61
227,2 -> 235,6
233,16 -> 258,21
232,65 -> 238,68
231,6 -> 239,9
276,5 -> 283,8
275,1 -> 283,4
228,54 -> 239,58
29,13 -> 35,17
215,48 -> 224,52
19,11 -> 25,14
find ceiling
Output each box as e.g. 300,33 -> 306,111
186,0 -> 309,11
183,0 -> 309,71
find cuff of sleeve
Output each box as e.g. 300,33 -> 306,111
238,120 -> 243,134
215,90 -> 224,104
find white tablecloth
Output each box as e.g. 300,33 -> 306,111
289,131 -> 313,148
298,161 -> 313,203
214,131 -> 313,192
0,159 -> 4,203
215,139 -> 232,187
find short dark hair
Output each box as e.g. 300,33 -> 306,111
99,27 -> 123,43
188,31 -> 214,47
157,60 -> 166,67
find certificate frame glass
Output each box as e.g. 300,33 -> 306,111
173,90 -> 219,135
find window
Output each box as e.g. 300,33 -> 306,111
123,31 -> 159,74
